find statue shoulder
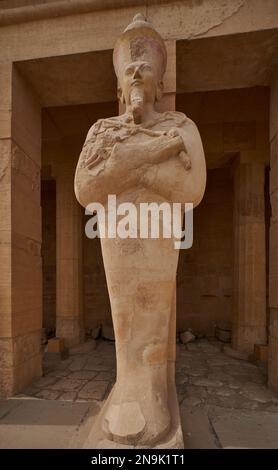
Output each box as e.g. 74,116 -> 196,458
162,111 -> 201,134
160,111 -> 188,127
84,116 -> 123,145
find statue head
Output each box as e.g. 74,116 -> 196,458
113,14 -> 167,108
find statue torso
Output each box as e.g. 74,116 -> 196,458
79,111 -> 188,204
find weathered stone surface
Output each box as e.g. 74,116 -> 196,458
35,389 -> 60,400
68,356 -> 87,372
0,65 -> 42,398
69,341 -> 97,355
83,358 -> 112,372
232,159 -> 267,356
269,69 -> 278,393
240,382 -> 275,404
58,391 -> 77,402
180,330 -> 195,344
56,168 -> 84,348
190,377 -> 223,388
78,380 -> 109,401
4,339 -> 277,449
33,376 -> 58,389
180,404 -> 220,449
50,378 -> 87,392
209,406 -> 278,449
68,370 -> 98,381
101,325 -> 115,341
92,327 -> 101,340
0,399 -> 91,449
95,371 -> 116,381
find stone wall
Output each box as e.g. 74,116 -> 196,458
41,179 -> 56,336
177,168 -> 233,335
41,86 -> 270,339
83,228 -> 111,334
269,66 -> 278,391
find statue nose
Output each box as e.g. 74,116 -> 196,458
133,68 -> 141,79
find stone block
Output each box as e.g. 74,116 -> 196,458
269,273 -> 278,308
56,317 -> 84,347
223,121 -> 256,152
13,353 -> 42,397
13,330 -> 42,367
78,380 -> 109,401
233,325 -> 267,355
0,367 -> 14,398
0,184 -> 11,232
200,122 -> 223,154
269,222 -> 278,280
215,323 -> 232,343
270,67 -> 278,142
57,287 -> 81,316
180,404 -> 218,449
223,345 -> 249,361
270,134 -> 278,194
48,337 -> 66,354
0,64 -> 12,139
0,338 -> 14,368
12,67 -> 41,165
163,40 -> 176,94
210,406 -> 278,449
269,333 -> 278,391
0,139 -> 11,185
0,312 -> 12,339
253,344 -> 268,363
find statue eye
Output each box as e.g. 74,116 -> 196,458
125,67 -> 134,76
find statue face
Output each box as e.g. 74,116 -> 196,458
120,60 -> 161,106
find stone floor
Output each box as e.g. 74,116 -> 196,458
0,338 -> 278,448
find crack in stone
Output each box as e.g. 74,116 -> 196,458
190,0 -> 246,40
207,413 -> 222,449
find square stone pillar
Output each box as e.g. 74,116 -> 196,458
269,66 -> 278,391
56,165 -> 84,347
0,64 -> 42,397
232,155 -> 267,355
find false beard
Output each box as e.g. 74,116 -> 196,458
130,87 -> 144,124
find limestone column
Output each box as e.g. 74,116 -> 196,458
0,65 -> 42,397
56,164 -> 84,347
232,155 -> 267,355
269,66 -> 278,391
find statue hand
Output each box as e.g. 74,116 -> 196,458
167,129 -> 191,169
168,128 -> 179,138
179,150 -> 191,170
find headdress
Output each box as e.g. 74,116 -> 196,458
113,13 -> 167,81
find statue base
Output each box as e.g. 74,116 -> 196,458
83,380 -> 184,449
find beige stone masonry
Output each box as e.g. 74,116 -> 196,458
232,156 -> 267,355
269,66 -> 278,392
56,165 -> 84,348
0,65 -> 42,398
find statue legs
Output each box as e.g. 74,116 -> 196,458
97,234 -> 182,447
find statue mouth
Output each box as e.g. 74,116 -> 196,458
131,79 -> 143,86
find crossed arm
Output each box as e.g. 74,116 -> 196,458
74,119 -> 206,207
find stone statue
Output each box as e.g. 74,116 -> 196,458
75,14 -> 206,448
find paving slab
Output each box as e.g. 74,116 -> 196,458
208,405 -> 278,449
0,398 -> 95,449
